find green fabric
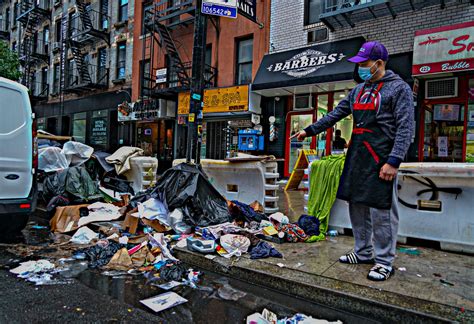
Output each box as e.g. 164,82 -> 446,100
307,155 -> 346,242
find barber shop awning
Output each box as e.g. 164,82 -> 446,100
252,37 -> 364,91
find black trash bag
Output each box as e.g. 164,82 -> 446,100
133,163 -> 232,227
75,241 -> 123,269
43,166 -> 102,204
160,262 -> 187,282
101,171 -> 134,195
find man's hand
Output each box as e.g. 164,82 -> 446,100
290,130 -> 307,141
379,163 -> 397,181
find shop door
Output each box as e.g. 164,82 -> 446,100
420,104 -> 465,162
285,112 -> 315,177
136,120 -> 174,172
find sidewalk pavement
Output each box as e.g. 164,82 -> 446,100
175,189 -> 473,322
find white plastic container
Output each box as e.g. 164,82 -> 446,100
173,159 -> 280,214
125,156 -> 158,194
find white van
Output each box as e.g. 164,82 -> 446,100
0,77 -> 37,235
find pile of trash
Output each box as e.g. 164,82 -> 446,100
25,139 -> 332,315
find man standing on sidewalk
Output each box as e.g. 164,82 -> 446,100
291,41 -> 414,281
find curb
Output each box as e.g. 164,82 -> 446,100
175,247 -> 468,323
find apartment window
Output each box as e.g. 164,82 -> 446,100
116,42 -> 126,79
43,25 -> 49,54
53,63 -> 60,94
235,37 -> 253,85
119,0 -> 128,22
5,8 -> 10,30
140,59 -> 151,94
97,47 -> 107,82
55,19 -> 61,42
305,0 -> 323,25
141,1 -> 153,35
100,0 -> 109,29
41,67 -> 48,94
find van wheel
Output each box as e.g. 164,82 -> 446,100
0,213 -> 30,238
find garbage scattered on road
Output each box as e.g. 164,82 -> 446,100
156,280 -> 182,290
70,227 -> 99,245
247,308 -> 342,324
398,267 -> 407,272
140,292 -> 188,313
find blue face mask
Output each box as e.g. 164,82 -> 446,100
358,62 -> 378,81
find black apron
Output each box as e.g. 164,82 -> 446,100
337,82 -> 394,210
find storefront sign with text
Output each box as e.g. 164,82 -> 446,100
178,85 -> 249,115
413,21 -> 474,75
118,100 -> 164,121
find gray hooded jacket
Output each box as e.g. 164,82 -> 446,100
304,70 -> 415,167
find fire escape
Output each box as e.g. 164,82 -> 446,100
62,0 -> 110,94
17,0 -> 51,101
141,0 -> 217,99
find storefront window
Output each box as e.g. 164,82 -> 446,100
423,104 -> 465,162
288,113 -> 313,175
315,94 -> 328,157
72,112 -> 87,143
332,91 -> 353,153
466,78 -> 474,163
90,110 -> 108,148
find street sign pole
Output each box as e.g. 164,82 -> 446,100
186,0 -> 208,164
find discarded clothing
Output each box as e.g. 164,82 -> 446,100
297,215 -> 320,237
307,155 -> 345,241
250,241 -> 283,259
76,240 -> 123,268
229,200 -> 268,223
46,195 -> 70,212
105,146 -> 144,175
277,223 -> 308,243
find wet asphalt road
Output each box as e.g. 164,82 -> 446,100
0,211 -> 373,324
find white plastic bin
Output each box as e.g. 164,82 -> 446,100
173,159 -> 280,214
125,156 -> 158,194
307,161 -> 474,253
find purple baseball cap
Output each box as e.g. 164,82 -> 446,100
348,41 -> 389,63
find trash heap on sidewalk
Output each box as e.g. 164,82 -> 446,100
18,141 -> 336,317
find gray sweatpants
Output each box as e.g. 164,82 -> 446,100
348,179 -> 399,267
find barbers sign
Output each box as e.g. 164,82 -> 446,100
252,37 -> 364,90
266,49 -> 346,78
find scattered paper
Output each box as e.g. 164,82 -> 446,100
398,267 -> 407,272
119,236 -> 129,245
157,281 -> 182,290
78,203 -> 122,227
417,274 -> 422,277
295,262 -> 305,268
205,255 -> 217,260
70,227 -> 99,244
138,198 -> 169,224
140,292 -> 187,313
10,260 -> 55,275
276,263 -> 285,268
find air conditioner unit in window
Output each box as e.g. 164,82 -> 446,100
293,94 -> 313,110
158,99 -> 176,118
425,77 -> 458,99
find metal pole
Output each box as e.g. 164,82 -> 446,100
186,0 -> 208,163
